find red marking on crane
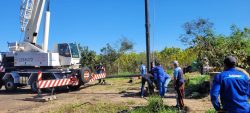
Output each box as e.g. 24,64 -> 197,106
38,71 -> 42,81
89,73 -> 106,82
38,79 -> 75,89
37,72 -> 79,89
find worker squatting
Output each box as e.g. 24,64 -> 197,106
140,60 -> 185,110
140,56 -> 250,113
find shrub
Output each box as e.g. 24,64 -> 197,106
185,75 -> 210,98
131,96 -> 177,113
147,96 -> 165,112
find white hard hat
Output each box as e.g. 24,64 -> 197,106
173,60 -> 179,65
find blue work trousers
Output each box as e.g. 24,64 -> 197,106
158,79 -> 166,97
164,78 -> 171,93
141,77 -> 147,96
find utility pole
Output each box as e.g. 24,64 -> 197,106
145,0 -> 151,72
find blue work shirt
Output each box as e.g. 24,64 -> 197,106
174,67 -> 185,84
140,64 -> 146,76
210,68 -> 250,113
155,66 -> 169,82
150,67 -> 158,81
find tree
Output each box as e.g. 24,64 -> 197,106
115,52 -> 142,73
180,19 -> 219,72
118,37 -> 134,53
156,47 -> 197,69
180,18 -> 214,47
160,47 -> 182,59
79,46 -> 97,71
225,25 -> 250,69
180,19 -> 250,71
159,47 -> 182,68
99,43 -> 119,74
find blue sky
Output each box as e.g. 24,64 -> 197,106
0,0 -> 250,53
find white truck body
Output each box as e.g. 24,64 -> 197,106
14,52 -> 60,67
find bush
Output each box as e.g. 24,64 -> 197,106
185,75 -> 210,98
131,96 -> 177,113
147,96 -> 165,112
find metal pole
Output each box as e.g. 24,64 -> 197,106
145,0 -> 151,72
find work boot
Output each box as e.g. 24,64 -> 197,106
175,105 -> 180,111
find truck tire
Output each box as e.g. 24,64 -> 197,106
0,72 -> 5,90
80,67 -> 92,84
4,78 -> 17,91
31,80 -> 38,93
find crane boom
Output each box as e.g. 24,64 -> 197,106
20,0 -> 34,32
22,0 -> 46,45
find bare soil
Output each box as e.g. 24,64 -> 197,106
0,78 -> 213,113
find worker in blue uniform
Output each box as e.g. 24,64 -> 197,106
140,62 -> 147,98
210,56 -> 250,113
149,61 -> 158,91
155,62 -> 170,97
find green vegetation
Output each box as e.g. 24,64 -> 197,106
131,96 -> 178,113
180,19 -> 250,71
126,100 -> 136,105
50,95 -> 180,113
79,46 -> 98,71
49,102 -> 129,113
79,18 -> 250,75
205,109 -> 216,113
185,74 -> 210,98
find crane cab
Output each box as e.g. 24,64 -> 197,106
56,43 -> 81,68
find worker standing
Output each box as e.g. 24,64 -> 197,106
210,56 -> 250,113
155,62 -> 169,98
140,62 -> 147,98
149,62 -> 157,93
172,61 -> 185,110
96,63 -> 105,84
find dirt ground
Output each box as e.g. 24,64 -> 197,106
0,78 -> 213,113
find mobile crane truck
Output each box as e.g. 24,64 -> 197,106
0,0 -> 97,92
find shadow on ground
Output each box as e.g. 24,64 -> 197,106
0,83 -> 99,95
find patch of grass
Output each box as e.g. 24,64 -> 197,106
117,72 -> 137,76
49,102 -> 129,113
131,96 -> 178,113
126,100 -> 136,105
105,78 -> 129,81
205,109 -> 216,113
48,102 -> 87,113
86,102 -> 128,113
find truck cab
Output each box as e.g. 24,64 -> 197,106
56,43 -> 81,68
